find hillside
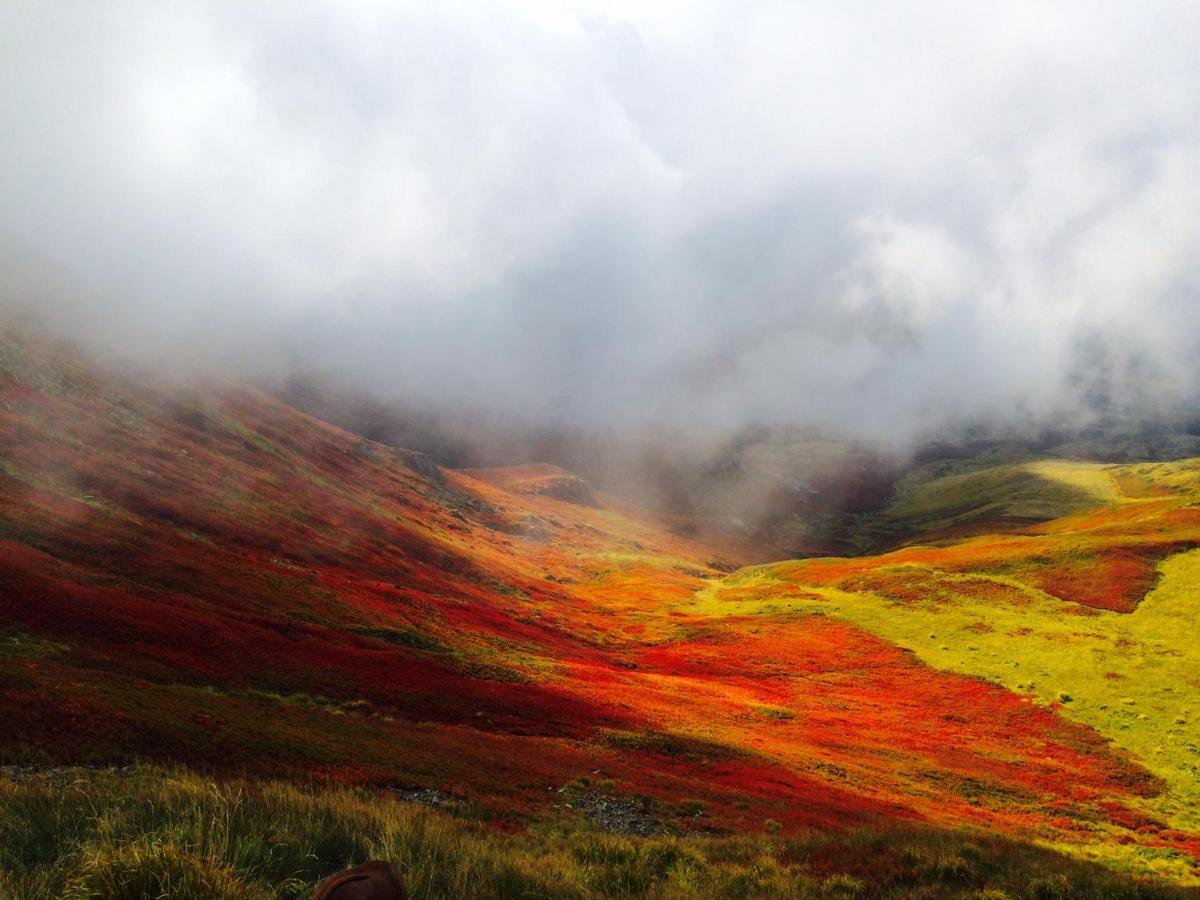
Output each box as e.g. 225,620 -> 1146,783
2,323 -> 1200,893
694,458 -> 1200,881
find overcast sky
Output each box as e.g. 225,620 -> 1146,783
2,2 -> 1199,442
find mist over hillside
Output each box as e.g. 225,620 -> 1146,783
5,295 -> 1200,892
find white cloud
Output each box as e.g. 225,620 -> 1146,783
1,1 -> 1198,440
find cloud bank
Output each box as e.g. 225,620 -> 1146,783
2,1 -> 1199,443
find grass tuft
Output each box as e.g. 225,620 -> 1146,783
0,766 -> 1191,899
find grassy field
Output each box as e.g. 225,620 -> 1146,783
1,765 -> 1192,899
843,457 -> 1120,552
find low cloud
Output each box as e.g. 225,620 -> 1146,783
3,1 -> 1199,445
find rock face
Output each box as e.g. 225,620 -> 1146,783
394,448 -> 446,486
575,792 -> 667,836
522,473 -> 599,508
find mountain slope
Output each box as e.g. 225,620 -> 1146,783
699,459 -> 1200,880
1,323 -> 1198,887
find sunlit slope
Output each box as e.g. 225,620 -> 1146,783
691,458 -> 1200,880
848,455 -> 1132,552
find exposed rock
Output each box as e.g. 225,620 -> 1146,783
386,787 -> 455,809
491,514 -> 551,542
575,792 -> 669,836
394,448 -> 446,486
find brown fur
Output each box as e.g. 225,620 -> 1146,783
312,860 -> 408,900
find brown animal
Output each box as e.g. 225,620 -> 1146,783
312,860 -> 408,900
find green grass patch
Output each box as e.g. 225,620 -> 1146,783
849,459 -> 1116,552
0,630 -> 70,661
351,626 -> 448,654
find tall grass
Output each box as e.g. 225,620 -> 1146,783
0,766 -> 1188,899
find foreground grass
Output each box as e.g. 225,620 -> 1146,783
1,766 -> 1192,899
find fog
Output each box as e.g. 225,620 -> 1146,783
3,1 -> 1199,447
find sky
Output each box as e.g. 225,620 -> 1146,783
2,1 -> 1199,444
